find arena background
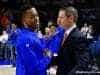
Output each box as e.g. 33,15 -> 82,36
0,0 -> 99,35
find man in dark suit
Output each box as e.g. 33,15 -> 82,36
56,6 -> 90,75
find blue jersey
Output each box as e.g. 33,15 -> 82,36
16,26 -> 65,75
45,26 -> 65,54
16,28 -> 50,75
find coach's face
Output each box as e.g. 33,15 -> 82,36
57,10 -> 74,29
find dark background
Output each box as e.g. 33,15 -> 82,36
0,0 -> 100,35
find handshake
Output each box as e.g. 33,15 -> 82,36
43,48 -> 58,58
43,48 -> 53,58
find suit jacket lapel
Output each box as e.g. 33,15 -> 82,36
62,27 -> 77,47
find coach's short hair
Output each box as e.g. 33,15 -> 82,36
60,6 -> 78,22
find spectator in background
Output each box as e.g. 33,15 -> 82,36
0,15 -> 17,41
0,8 -> 17,66
48,21 -> 53,27
44,25 -> 56,38
44,27 -> 51,38
81,23 -> 89,37
87,25 -> 93,39
49,25 -> 56,35
0,19 -> 15,65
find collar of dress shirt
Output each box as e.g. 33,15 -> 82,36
65,24 -> 76,36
